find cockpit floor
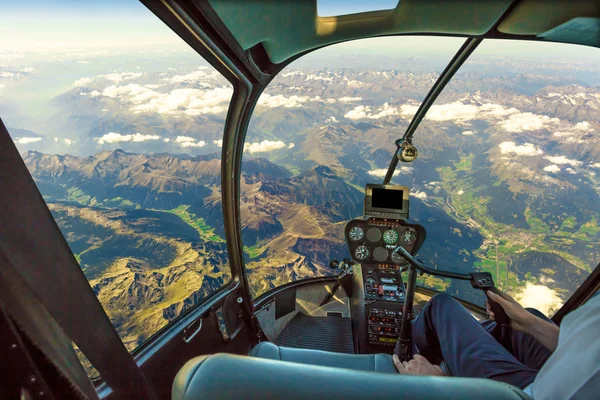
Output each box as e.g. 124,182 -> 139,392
274,313 -> 354,354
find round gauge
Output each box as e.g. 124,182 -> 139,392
354,245 -> 370,261
348,226 -> 364,241
365,277 -> 377,286
373,246 -> 389,262
391,251 -> 407,265
400,229 -> 417,246
366,228 -> 382,243
383,229 -> 399,245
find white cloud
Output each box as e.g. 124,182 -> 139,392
287,143 -> 295,149
566,168 -> 576,174
400,100 -> 559,133
499,142 -> 543,156
74,77 -> 92,87
213,139 -> 223,147
20,67 -> 34,73
592,163 -> 600,169
244,140 -> 287,153
412,191 -> 427,199
175,136 -> 206,148
144,84 -> 164,89
345,102 -> 400,120
544,165 -> 561,173
98,132 -> 161,144
98,72 -> 144,83
167,68 -> 212,84
368,169 -> 394,178
574,121 -> 591,131
102,84 -> 232,116
338,96 -> 362,103
544,155 -> 582,166
462,130 -> 475,136
552,131 -> 573,137
457,189 -> 464,195
498,112 -> 560,133
326,116 -> 338,123
345,105 -> 370,120
367,167 -> 412,178
179,140 -> 206,148
512,283 -> 563,316
14,137 -> 42,144
425,102 -> 480,121
77,61 -> 90,64
54,137 -> 58,142
64,138 -> 73,146
258,94 -> 311,108
163,138 -> 170,143
0,84 -> 4,90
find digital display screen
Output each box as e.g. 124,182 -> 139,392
371,188 -> 404,210
379,337 -> 398,343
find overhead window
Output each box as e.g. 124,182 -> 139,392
317,0 -> 399,17
3,1 -> 232,376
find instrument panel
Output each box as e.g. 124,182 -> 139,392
345,218 -> 424,264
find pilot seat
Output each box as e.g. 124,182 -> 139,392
172,343 -> 530,400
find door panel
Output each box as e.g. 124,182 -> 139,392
133,287 -> 254,400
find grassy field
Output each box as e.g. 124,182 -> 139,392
164,205 -> 225,243
435,154 -> 599,292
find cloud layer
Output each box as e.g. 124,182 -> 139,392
98,132 -> 161,144
499,142 -> 543,156
175,136 -> 206,148
244,140 -> 289,153
14,137 -> 42,144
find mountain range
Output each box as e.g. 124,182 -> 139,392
10,64 -> 600,346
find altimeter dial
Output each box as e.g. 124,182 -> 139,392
349,226 -> 364,241
383,229 -> 399,245
400,229 -> 417,246
355,245 -> 370,261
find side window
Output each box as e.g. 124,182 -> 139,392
411,40 -> 600,314
241,37 -> 466,298
2,1 -> 232,363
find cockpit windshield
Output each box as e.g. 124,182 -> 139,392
243,37 -> 600,315
242,36 -> 466,297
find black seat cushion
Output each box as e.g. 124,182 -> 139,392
172,353 -> 530,400
249,341 -> 398,374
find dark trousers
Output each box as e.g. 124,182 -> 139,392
410,293 -> 554,389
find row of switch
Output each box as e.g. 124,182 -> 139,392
370,309 -> 402,317
366,285 -> 401,297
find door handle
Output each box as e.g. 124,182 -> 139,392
183,318 -> 203,343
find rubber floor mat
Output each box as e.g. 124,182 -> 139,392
274,313 -> 354,353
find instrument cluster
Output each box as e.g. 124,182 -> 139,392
345,218 -> 423,264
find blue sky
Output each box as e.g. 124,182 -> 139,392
317,0 -> 399,17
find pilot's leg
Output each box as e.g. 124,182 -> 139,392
411,293 -> 538,389
481,308 -> 554,370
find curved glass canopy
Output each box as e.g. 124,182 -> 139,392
240,36 -> 600,315
2,1 -> 600,392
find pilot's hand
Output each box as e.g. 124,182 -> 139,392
486,290 -> 532,333
393,354 -> 445,376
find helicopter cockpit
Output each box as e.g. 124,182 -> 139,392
2,1 -> 600,400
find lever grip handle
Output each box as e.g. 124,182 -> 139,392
486,287 -> 510,326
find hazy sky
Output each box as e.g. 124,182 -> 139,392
2,0 -> 599,60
